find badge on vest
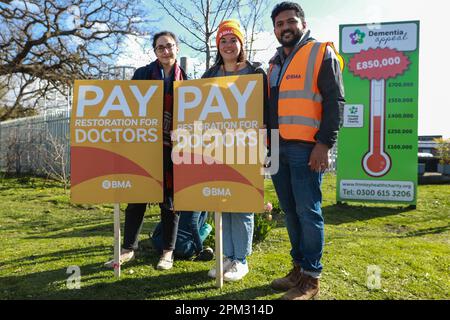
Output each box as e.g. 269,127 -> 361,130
285,74 -> 302,80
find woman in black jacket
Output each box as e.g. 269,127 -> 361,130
105,31 -> 195,271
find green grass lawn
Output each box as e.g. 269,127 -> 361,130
0,174 -> 449,300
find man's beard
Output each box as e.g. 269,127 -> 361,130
279,29 -> 302,47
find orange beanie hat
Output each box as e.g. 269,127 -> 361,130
216,19 -> 244,48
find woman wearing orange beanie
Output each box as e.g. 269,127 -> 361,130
202,20 -> 269,281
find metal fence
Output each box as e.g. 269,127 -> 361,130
0,66 -> 138,177
0,109 -> 71,176
0,108 -> 338,177
0,61 -> 338,177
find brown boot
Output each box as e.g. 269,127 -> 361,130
281,274 -> 320,300
270,265 -> 302,292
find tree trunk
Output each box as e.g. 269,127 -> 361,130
206,38 -> 211,70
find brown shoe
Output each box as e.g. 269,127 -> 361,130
270,265 -> 302,292
281,274 -> 320,300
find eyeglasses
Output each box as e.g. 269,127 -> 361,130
155,43 -> 176,53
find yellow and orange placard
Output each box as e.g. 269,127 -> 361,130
70,80 -> 164,204
173,74 -> 264,213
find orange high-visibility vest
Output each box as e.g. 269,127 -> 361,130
269,41 -> 344,143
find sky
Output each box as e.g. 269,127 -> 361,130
118,0 -> 450,138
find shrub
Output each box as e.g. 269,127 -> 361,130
253,212 -> 277,244
203,214 -> 215,249
269,199 -> 283,216
434,138 -> 450,165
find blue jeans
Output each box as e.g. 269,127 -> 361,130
222,213 -> 254,263
271,142 -> 324,276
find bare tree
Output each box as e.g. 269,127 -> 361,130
0,74 -> 49,120
3,126 -> 37,175
4,130 -> 24,174
152,0 -> 238,70
39,129 -> 70,191
0,76 -> 7,106
237,0 -> 271,62
0,0 -> 149,118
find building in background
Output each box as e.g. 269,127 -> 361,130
418,135 -> 442,156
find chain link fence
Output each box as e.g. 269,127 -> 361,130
0,64 -> 338,178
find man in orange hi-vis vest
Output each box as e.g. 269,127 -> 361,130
267,2 -> 345,300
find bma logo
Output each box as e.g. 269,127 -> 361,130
102,180 -> 132,190
286,74 -> 302,80
202,187 -> 232,197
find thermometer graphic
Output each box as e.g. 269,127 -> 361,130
348,48 -> 410,178
362,79 -> 391,176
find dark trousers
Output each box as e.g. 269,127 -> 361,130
123,203 -> 180,251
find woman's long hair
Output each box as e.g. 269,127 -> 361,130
213,45 -> 246,66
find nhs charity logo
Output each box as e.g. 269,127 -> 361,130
343,104 -> 364,128
350,29 -> 366,45
349,106 -> 358,114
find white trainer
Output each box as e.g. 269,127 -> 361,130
223,260 -> 249,281
208,257 -> 233,278
156,257 -> 174,270
104,250 -> 135,268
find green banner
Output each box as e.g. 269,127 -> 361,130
337,21 -> 420,204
